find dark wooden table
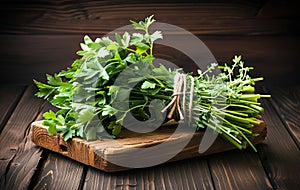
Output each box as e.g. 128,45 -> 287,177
1,0 -> 300,189
0,84 -> 300,189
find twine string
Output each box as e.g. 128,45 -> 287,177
161,73 -> 194,122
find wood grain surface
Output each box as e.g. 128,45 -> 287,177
0,0 -> 299,85
0,85 -> 45,189
268,86 -> 300,148
1,35 -> 299,85
257,98 -> 300,189
83,151 -> 215,189
30,120 -> 267,172
32,153 -> 85,190
209,149 -> 272,189
0,85 -> 25,132
1,1 -> 289,35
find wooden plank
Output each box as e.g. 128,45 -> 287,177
84,167 -> 139,190
209,149 -> 273,189
154,158 -> 214,189
0,87 -> 63,190
0,35 -> 79,84
28,107 -> 86,189
268,86 -> 300,148
84,157 -> 214,190
1,35 -> 299,85
0,85 -> 45,189
257,98 -> 300,189
0,85 -> 25,132
30,120 -> 266,172
0,2 -> 294,35
26,106 -> 86,190
32,153 -> 85,190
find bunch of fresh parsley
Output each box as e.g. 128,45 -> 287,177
34,16 -> 269,151
35,16 -> 175,141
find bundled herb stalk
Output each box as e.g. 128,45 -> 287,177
34,16 -> 269,151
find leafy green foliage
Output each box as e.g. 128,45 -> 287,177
34,16 -> 269,151
34,15 -> 172,141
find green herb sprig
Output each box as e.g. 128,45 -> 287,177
193,56 -> 270,151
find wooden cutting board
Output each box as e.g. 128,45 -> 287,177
30,120 -> 266,172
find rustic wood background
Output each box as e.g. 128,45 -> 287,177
0,1 -> 300,189
0,0 -> 299,86
0,0 -> 300,190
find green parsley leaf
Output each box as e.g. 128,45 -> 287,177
43,110 -> 56,120
141,81 -> 156,89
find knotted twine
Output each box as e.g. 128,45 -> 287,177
161,73 -> 194,122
